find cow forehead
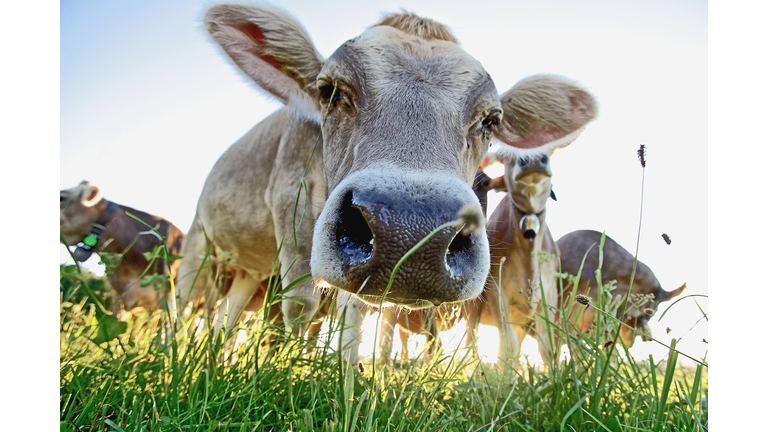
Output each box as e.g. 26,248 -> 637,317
325,26 -> 495,108
60,184 -> 83,197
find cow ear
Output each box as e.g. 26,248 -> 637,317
493,74 -> 598,158
205,4 -> 324,109
489,175 -> 506,192
80,182 -> 102,207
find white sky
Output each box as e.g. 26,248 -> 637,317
59,0 -> 708,364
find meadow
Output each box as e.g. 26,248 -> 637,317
59,246 -> 707,432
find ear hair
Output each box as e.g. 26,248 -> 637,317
493,73 -> 598,155
81,182 -> 102,207
204,3 -> 324,105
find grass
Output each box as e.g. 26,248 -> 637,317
59,261 -> 707,431
60,144 -> 706,431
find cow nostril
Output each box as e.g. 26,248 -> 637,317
446,230 -> 473,278
336,191 -> 374,264
540,155 -> 548,164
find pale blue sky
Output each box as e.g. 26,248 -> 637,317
59,0 -> 708,361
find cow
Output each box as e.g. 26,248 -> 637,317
60,180 -> 185,316
173,3 -> 600,364
464,99 -> 598,368
556,229 -> 686,348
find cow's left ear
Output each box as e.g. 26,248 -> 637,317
205,4 -> 324,110
493,74 -> 598,158
80,182 -> 102,207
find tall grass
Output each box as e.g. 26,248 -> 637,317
61,143 -> 706,431
60,258 -> 706,431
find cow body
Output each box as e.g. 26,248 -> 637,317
175,3 -> 599,363
60,181 -> 185,315
556,230 -> 686,347
463,152 -> 566,367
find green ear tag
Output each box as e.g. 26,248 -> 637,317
83,234 -> 98,247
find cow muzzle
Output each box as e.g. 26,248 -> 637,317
510,156 -> 553,215
311,170 -> 490,308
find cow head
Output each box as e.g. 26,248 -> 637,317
618,282 -> 687,346
205,4 -> 597,308
60,180 -> 104,247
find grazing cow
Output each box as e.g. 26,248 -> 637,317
174,3 -> 599,363
60,181 -> 185,315
464,82 -> 598,367
556,230 -> 686,348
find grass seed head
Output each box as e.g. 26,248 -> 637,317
576,294 -> 591,305
637,144 -> 647,168
457,202 -> 485,236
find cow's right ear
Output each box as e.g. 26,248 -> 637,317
489,175 -> 506,192
205,4 -> 324,112
79,182 -> 102,207
493,74 -> 598,159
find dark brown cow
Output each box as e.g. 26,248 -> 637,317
557,230 -> 686,348
60,181 -> 185,315
174,3 -> 600,364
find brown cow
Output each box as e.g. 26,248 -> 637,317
174,3 -> 599,363
60,181 -> 185,315
556,230 -> 686,348
464,88 -> 598,367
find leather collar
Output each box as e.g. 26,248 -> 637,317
73,200 -> 118,262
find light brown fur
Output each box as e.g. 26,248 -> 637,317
176,3 -> 599,364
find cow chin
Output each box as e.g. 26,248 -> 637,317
354,295 -> 435,310
311,168 -> 490,307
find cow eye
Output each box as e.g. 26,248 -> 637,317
480,113 -> 501,140
319,84 -> 342,105
481,116 -> 498,129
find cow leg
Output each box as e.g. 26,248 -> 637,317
534,308 -> 558,365
307,320 -> 324,342
422,309 -> 441,364
498,319 -> 521,369
463,300 -> 482,358
336,290 -> 367,364
532,276 -> 560,366
173,219 -> 212,331
399,326 -> 411,362
270,166 -> 324,340
213,270 -> 259,341
486,285 -> 519,368
512,324 -> 527,367
564,294 -> 597,365
377,307 -> 398,365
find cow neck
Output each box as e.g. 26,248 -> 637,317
73,200 -> 118,262
510,200 -> 546,241
510,200 -> 546,220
